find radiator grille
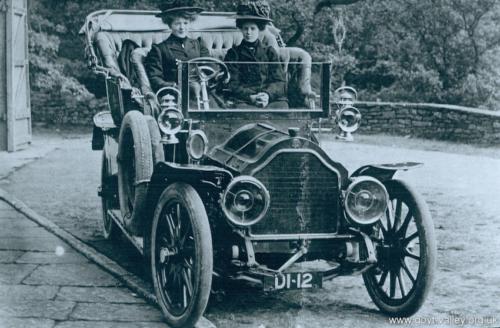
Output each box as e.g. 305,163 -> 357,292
251,152 -> 340,235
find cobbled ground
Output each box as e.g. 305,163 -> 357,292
1,130 -> 499,328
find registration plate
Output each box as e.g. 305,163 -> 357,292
264,272 -> 323,291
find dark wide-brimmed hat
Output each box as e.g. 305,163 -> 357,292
234,1 -> 273,23
155,0 -> 204,17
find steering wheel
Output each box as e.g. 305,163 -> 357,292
186,57 -> 230,110
187,57 -> 230,91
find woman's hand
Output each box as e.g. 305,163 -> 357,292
250,92 -> 270,108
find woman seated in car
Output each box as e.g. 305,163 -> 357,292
145,0 -> 220,109
224,2 -> 289,109
145,0 -> 207,90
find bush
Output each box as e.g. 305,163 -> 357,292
28,0 -> 500,125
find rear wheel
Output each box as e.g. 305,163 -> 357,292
142,115 -> 164,272
117,111 -> 153,236
363,179 -> 436,317
144,115 -> 165,165
151,183 -> 213,328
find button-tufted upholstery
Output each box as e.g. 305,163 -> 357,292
94,27 -> 313,106
95,29 -> 278,75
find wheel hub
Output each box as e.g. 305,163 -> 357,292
160,247 -> 178,263
377,239 -> 406,271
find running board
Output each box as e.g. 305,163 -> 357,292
107,209 -> 144,255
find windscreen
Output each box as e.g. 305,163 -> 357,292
179,61 -> 330,112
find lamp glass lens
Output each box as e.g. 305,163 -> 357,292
224,179 -> 269,226
347,180 -> 387,223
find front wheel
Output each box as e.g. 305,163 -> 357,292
150,183 -> 213,328
363,179 -> 436,317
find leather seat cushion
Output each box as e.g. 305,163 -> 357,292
95,28 -> 314,106
95,29 -> 279,73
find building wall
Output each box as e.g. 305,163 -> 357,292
0,10 -> 7,151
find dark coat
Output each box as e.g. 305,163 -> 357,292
118,39 -> 139,86
144,34 -> 210,92
224,40 -> 287,103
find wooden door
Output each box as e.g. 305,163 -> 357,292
5,0 -> 31,151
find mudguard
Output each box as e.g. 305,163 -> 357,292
150,162 -> 233,187
92,126 -> 105,151
145,162 -> 233,215
351,162 -> 423,181
142,162 -> 234,260
92,111 -> 117,150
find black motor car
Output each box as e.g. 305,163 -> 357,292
82,9 -> 436,328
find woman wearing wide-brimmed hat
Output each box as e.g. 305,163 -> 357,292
144,0 -> 208,93
224,1 -> 288,109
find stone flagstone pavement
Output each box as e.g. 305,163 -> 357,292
0,199 -> 170,328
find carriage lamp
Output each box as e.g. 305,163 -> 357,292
186,130 -> 208,161
222,176 -> 270,227
333,86 -> 358,110
344,176 -> 389,226
157,108 -> 184,144
156,86 -> 180,109
336,105 -> 362,142
159,94 -> 177,109
332,86 -> 360,141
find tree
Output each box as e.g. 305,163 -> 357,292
29,0 -> 500,114
314,0 -> 363,14
335,0 -> 500,107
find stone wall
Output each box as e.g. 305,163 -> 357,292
355,102 -> 500,145
31,92 -> 107,125
31,93 -> 500,145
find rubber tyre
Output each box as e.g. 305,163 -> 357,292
150,183 -> 213,328
144,115 -> 165,165
362,179 -> 436,317
142,115 -> 164,273
100,149 -> 119,240
117,111 -> 153,236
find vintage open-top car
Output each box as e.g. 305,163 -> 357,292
82,8 -> 436,328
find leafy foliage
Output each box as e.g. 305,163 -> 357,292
333,0 -> 500,108
29,5 -> 92,101
28,0 -> 500,114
